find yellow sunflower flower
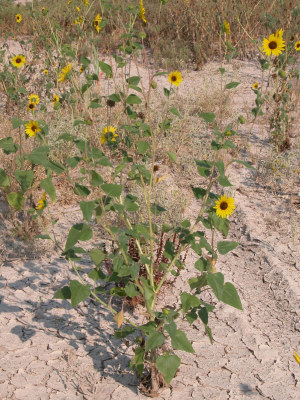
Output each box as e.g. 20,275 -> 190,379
223,20 -> 230,35
80,65 -> 84,73
27,102 -> 36,112
58,63 -> 72,82
295,41 -> 300,51
168,70 -> 183,86
262,33 -> 285,57
53,94 -> 60,105
11,54 -> 26,68
100,126 -> 118,144
214,195 -> 235,219
94,14 -> 102,33
76,6 -> 80,12
252,82 -> 259,90
36,192 -> 47,210
275,28 -> 283,38
139,0 -> 147,24
25,120 -> 41,137
293,351 -> 300,364
43,69 -> 49,75
28,94 -> 40,105
16,14 -> 22,23
81,0 -> 89,5
74,17 -> 83,25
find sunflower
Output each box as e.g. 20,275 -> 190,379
58,63 -> 72,82
168,70 -> 182,86
16,14 -> 22,23
139,0 -> 147,24
252,82 -> 259,90
80,65 -> 84,73
74,17 -> 83,25
28,94 -> 40,105
11,54 -> 26,68
262,33 -> 285,57
43,69 -> 49,75
36,192 -> 47,210
25,120 -> 41,137
27,102 -> 36,112
223,20 -> 230,35
53,94 -> 59,105
81,0 -> 89,5
100,126 -> 117,144
275,28 -> 283,38
94,14 -> 102,33
226,130 -> 232,136
295,41 -> 300,51
214,195 -> 235,219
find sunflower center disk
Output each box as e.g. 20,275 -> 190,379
269,41 -> 277,49
172,76 -> 177,81
220,202 -> 228,210
16,58 -> 21,63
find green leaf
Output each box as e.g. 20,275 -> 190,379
188,275 -> 207,290
204,324 -> 214,344
35,234 -> 51,240
101,183 -> 123,197
6,192 -> 24,210
109,93 -> 121,102
217,241 -> 239,255
53,286 -> 71,300
131,347 -> 144,375
90,170 -> 104,186
218,175 -> 233,187
89,249 -> 106,267
126,76 -> 140,85
114,326 -> 135,339
88,267 -> 106,281
74,183 -> 90,197
15,170 -> 34,193
215,161 -> 225,175
170,329 -> 194,353
66,157 -> 81,168
181,292 -> 200,313
222,282 -> 243,310
207,272 -> 224,300
125,283 -> 139,298
145,332 -> 165,351
167,151 -> 177,163
65,223 -> 93,251
150,203 -> 167,214
80,201 -> 95,222
198,307 -> 208,324
99,61 -> 112,77
0,169 -> 11,187
164,88 -> 170,97
0,137 -> 18,154
157,355 -> 181,385
170,107 -> 181,117
137,141 -> 150,155
126,94 -> 142,105
12,117 -> 24,129
198,112 -> 216,123
69,280 -> 91,307
124,196 -> 139,212
225,81 -> 240,89
40,176 -> 56,203
233,159 -> 255,169
219,67 -> 225,75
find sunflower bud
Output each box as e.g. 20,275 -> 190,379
151,81 -> 157,89
278,69 -> 286,79
238,115 -> 246,124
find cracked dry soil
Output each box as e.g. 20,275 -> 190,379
0,58 -> 300,399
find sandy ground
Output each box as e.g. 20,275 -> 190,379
0,42 -> 300,399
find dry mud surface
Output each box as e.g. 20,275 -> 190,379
0,58 -> 300,400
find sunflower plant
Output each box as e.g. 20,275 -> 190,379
0,0 -> 256,396
258,28 -> 300,152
